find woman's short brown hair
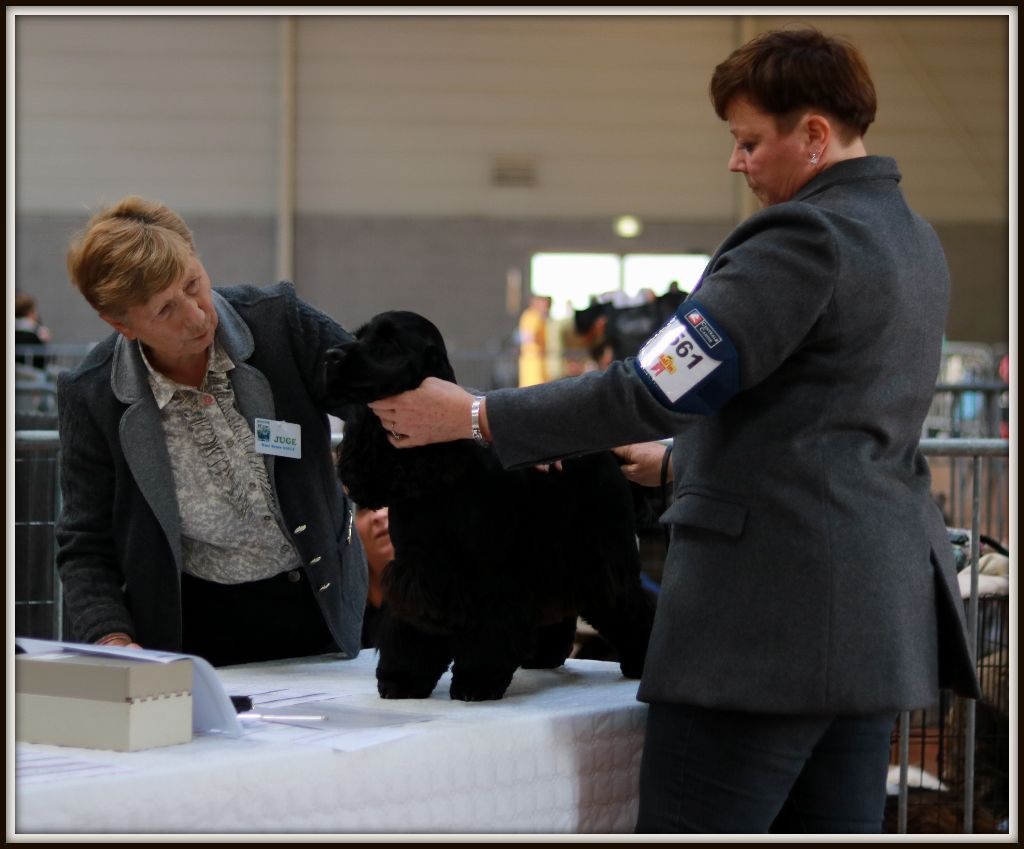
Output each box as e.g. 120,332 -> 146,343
66,195 -> 197,317
709,28 -> 877,139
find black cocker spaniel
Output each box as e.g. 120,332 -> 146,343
326,310 -> 654,701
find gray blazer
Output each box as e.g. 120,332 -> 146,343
55,282 -> 367,657
487,157 -> 980,714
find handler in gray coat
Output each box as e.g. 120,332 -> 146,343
367,29 -> 980,833
56,196 -> 366,667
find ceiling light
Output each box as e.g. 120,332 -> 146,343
614,215 -> 643,238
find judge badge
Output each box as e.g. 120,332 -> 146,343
255,417 -> 302,458
634,305 -> 738,414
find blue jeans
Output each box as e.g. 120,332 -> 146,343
636,702 -> 896,833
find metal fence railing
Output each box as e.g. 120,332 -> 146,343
925,382 -> 1010,441
14,342 -> 96,375
13,430 -> 65,642
888,438 -> 1012,835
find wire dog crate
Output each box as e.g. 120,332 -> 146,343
884,439 -> 1012,835
13,431 -> 66,640
885,593 -> 1010,834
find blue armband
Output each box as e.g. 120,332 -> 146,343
632,303 -> 739,414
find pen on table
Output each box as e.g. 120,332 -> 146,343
238,712 -> 327,722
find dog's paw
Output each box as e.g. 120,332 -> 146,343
377,678 -> 437,699
449,670 -> 514,701
449,681 -> 509,702
618,657 -> 646,679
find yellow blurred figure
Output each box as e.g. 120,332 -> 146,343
517,294 -> 551,386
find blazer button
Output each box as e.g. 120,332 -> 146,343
319,582 -> 331,592
309,555 -> 322,565
287,570 -> 301,583
293,524 -> 307,534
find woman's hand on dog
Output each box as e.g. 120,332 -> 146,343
613,442 -> 673,487
369,377 -> 486,447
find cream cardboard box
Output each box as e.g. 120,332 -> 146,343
15,652 -> 194,751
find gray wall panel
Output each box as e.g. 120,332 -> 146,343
11,12 -> 1012,350
16,213 -> 1008,348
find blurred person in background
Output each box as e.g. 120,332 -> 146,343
517,293 -> 551,386
354,504 -> 395,649
997,352 -> 1009,439
14,291 -> 53,371
363,28 -> 980,833
55,195 -> 367,667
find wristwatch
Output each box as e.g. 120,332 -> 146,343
470,396 -> 489,446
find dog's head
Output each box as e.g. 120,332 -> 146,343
326,311 -> 468,509
325,310 -> 456,404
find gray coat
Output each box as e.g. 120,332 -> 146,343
55,282 -> 367,657
487,156 -> 980,714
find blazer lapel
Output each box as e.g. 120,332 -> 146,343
109,292 -> 281,556
213,290 -> 279,489
111,335 -> 184,568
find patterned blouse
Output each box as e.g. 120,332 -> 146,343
141,341 -> 301,584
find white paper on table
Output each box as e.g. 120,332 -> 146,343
14,637 -> 243,737
15,743 -> 136,785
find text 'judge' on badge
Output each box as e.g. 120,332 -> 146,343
255,418 -> 302,459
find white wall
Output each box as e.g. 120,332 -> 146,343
15,14 -> 280,214
294,15 -> 735,219
10,10 -> 1014,347
14,12 -> 1010,222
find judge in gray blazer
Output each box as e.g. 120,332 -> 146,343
367,29 -> 980,833
56,196 -> 367,667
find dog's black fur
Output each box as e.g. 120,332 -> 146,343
325,310 -> 654,701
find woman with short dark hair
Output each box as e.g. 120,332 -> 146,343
366,28 -> 980,833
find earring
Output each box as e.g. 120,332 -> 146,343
809,151 -> 821,165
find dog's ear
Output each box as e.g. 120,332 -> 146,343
423,342 -> 457,383
324,341 -> 359,399
336,407 -> 397,509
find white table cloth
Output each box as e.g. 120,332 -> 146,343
14,652 -> 647,836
